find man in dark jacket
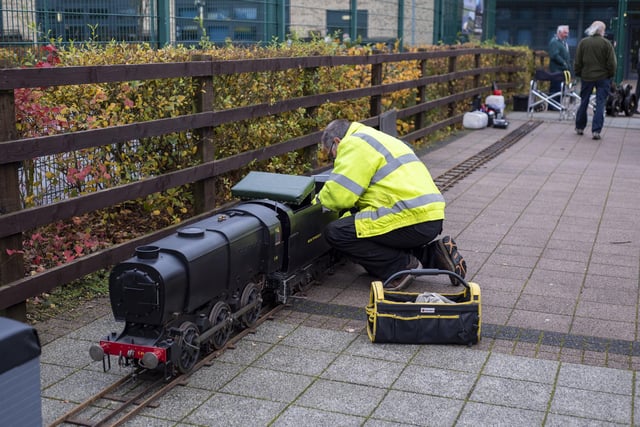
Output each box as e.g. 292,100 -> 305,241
574,21 -> 617,140
548,25 -> 571,98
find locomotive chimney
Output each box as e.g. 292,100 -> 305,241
135,245 -> 160,259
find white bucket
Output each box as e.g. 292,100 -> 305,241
463,111 -> 488,129
485,95 -> 505,111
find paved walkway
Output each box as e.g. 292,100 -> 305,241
36,110 -> 640,426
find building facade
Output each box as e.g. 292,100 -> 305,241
0,0 -> 438,48
1,1 -> 638,79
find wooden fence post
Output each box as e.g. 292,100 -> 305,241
474,53 -> 481,89
370,62 -> 383,119
505,52 -> 518,93
191,54 -> 216,213
447,55 -> 457,118
533,50 -> 547,69
0,66 -> 26,321
415,58 -> 427,131
303,67 -> 320,169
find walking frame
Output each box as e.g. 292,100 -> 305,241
528,69 -> 581,120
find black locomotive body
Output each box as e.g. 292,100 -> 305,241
90,172 -> 338,375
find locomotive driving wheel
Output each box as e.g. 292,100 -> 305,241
208,301 -> 232,350
177,321 -> 200,374
240,282 -> 262,328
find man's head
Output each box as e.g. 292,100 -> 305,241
320,119 -> 351,160
556,25 -> 569,40
586,21 -> 606,37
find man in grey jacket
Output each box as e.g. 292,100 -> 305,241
574,21 -> 617,140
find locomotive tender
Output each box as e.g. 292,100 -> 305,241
90,171 -> 338,375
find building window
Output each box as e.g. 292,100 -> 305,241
326,10 -> 368,40
175,0 -> 266,44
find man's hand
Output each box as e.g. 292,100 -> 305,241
312,194 -> 334,213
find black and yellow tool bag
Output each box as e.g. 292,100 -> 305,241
366,269 -> 481,345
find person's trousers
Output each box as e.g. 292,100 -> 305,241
549,79 -> 563,98
576,78 -> 609,134
324,215 -> 443,280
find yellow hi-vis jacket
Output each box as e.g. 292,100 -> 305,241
318,122 -> 445,238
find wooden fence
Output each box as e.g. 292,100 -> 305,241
0,47 -> 527,319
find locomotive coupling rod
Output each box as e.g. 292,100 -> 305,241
194,317 -> 234,346
194,297 -> 262,346
230,296 -> 263,321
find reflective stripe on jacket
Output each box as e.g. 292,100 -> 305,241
318,122 -> 445,238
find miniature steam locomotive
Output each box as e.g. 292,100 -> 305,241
90,171 -> 338,376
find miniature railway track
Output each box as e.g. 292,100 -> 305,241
49,303 -> 285,427
50,121 -> 542,427
434,120 -> 542,192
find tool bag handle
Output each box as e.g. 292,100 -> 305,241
383,268 -> 469,289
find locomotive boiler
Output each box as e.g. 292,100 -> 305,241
90,171 -> 338,375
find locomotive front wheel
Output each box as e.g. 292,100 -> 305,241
240,282 -> 262,328
208,301 -> 232,350
177,322 -> 200,374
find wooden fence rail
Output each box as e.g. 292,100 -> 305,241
0,47 -> 527,318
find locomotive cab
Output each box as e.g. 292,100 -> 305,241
232,172 -> 338,302
231,171 -> 337,273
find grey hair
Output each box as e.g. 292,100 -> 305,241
585,21 -> 606,37
320,119 -> 351,152
556,25 -> 568,34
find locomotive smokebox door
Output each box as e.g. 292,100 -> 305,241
109,246 -> 186,325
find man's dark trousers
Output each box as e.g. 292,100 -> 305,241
324,216 -> 442,280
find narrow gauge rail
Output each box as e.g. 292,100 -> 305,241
50,304 -> 285,427
434,120 -> 542,191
